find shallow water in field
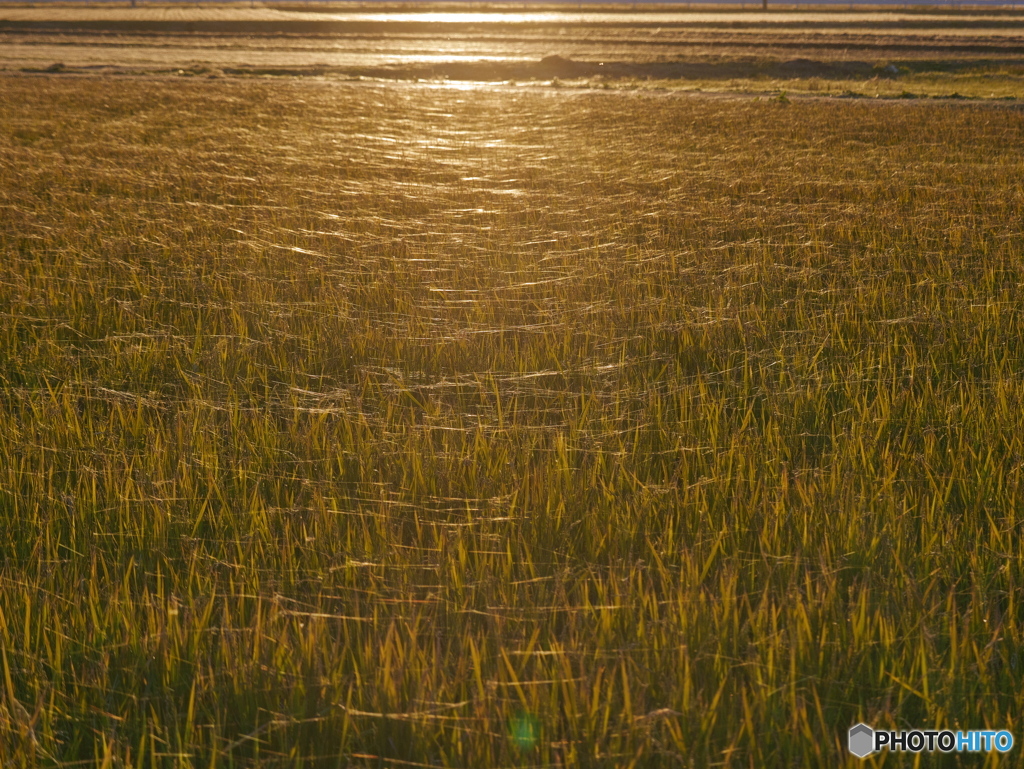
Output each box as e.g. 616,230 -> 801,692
0,7 -> 1015,24
2,5 -> 1024,73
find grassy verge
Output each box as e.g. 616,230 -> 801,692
2,75 -> 1024,767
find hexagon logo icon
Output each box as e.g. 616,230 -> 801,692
849,723 -> 875,758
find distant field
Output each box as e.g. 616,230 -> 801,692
2,72 -> 1024,767
3,3 -> 1024,97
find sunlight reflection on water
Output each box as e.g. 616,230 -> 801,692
314,10 -> 975,24
388,54 -> 520,63
5,6 -> 1022,74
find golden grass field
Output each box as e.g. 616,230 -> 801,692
3,5 -> 1024,768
